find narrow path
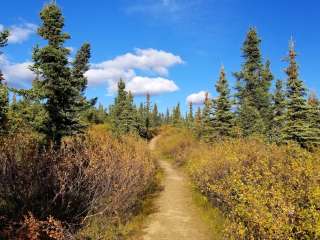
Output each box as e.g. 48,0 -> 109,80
143,137 -> 214,240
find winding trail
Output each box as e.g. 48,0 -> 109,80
143,137 -> 214,240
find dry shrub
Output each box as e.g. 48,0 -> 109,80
157,128 -> 320,239
155,126 -> 198,166
0,128 -> 155,239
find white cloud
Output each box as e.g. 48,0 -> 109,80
186,91 -> 210,105
0,23 -> 37,44
0,55 -> 34,88
0,48 -> 182,95
126,76 -> 179,95
86,48 -> 183,95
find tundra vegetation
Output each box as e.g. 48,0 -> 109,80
1,1 -> 320,240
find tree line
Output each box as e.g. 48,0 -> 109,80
0,3 -> 319,150
163,29 -> 320,150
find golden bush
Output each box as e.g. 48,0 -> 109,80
157,128 -> 320,239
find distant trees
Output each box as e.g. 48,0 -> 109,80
1,4 -> 319,151
175,29 -> 320,149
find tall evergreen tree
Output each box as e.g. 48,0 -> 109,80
172,103 -> 182,125
110,80 -> 137,135
151,103 -> 161,127
201,92 -> 214,142
212,66 -> 234,137
194,106 -> 202,138
32,2 -> 92,146
165,108 -> 170,124
186,102 -> 194,128
234,27 -> 266,135
282,40 -> 319,148
270,79 -> 286,143
0,29 -> 9,134
259,60 -> 274,129
145,93 -> 151,132
307,92 -> 320,145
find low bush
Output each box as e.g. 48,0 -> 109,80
157,127 -> 320,239
0,127 -> 156,239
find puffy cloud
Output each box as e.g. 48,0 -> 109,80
126,76 -> 179,95
0,55 -> 34,88
186,91 -> 209,105
0,23 -> 37,44
0,48 -> 182,95
86,48 -> 183,95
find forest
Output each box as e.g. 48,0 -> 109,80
1,2 -> 320,240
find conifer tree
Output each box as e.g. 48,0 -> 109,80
282,40 -> 319,148
0,29 -> 9,134
186,102 -> 194,128
124,91 -> 138,133
110,80 -> 137,135
270,79 -> 286,143
234,27 -> 266,135
212,66 -> 234,137
172,103 -> 182,125
32,2 -> 92,146
194,106 -> 202,138
151,103 -> 161,127
165,108 -> 170,124
145,93 -> 151,132
201,92 -> 214,142
259,60 -> 274,129
307,92 -> 320,145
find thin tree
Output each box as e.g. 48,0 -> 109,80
212,66 -> 234,138
270,79 -> 286,143
201,92 -> 214,142
282,40 -> 319,148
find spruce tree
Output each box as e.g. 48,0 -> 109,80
212,66 -> 234,138
123,91 -> 138,133
201,92 -> 214,142
187,102 -> 194,128
270,79 -> 286,143
282,40 -> 319,148
172,103 -> 182,125
145,93 -> 151,132
259,60 -> 274,129
165,108 -> 170,124
0,29 -> 9,134
234,27 -> 266,136
151,103 -> 160,127
32,2 -> 92,146
307,93 -> 320,146
194,106 -> 202,138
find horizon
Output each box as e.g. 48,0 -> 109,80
1,0 -> 319,113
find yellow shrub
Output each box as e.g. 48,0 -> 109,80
157,129 -> 320,239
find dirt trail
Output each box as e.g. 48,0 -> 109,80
143,137 -> 214,240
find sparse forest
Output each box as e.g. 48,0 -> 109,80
1,1 -> 320,240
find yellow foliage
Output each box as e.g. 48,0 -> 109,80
157,127 -> 320,239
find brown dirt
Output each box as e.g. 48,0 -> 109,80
143,137 -> 214,240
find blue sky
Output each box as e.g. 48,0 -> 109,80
1,0 -> 320,113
